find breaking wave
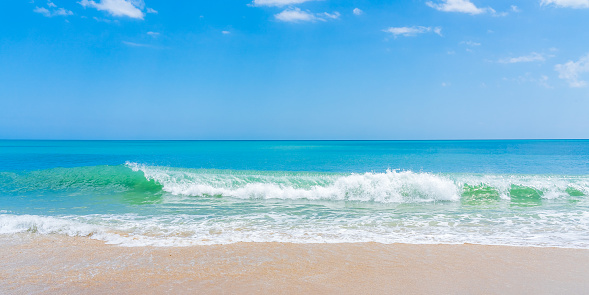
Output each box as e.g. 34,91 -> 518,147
126,162 -> 588,203
1,163 -> 587,203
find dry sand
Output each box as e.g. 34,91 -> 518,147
1,234 -> 588,294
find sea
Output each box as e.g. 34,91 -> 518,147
1,140 -> 588,248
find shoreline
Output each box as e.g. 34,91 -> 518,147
1,234 -> 588,294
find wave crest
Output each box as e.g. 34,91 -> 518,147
127,163 -> 589,203
128,163 -> 461,202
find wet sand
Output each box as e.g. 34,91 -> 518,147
1,234 -> 588,294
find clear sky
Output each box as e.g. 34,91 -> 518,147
1,0 -> 589,140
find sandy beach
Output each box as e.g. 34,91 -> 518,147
1,234 -> 588,294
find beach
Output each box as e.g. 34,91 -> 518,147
1,234 -> 588,294
1,141 -> 589,294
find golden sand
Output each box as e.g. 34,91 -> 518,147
1,234 -> 588,294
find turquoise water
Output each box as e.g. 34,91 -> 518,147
1,140 -> 588,247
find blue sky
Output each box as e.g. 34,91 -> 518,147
1,0 -> 589,139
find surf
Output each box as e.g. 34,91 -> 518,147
126,162 -> 588,203
1,163 -> 587,204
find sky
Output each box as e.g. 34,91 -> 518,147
1,0 -> 589,140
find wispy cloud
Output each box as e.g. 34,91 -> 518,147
146,7 -> 157,13
541,0 -> 589,8
79,0 -> 146,19
274,8 -> 340,23
34,4 -> 73,17
322,12 -> 340,19
498,52 -> 548,64
122,41 -> 160,48
426,0 -> 489,15
147,31 -> 159,37
555,53 -> 589,87
504,73 -> 552,88
222,30 -> 231,34
250,0 -> 316,7
426,0 -> 510,16
461,40 -> 481,46
383,26 -> 442,38
34,7 -> 51,16
353,8 -> 363,15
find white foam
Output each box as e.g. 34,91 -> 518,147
128,163 -> 460,203
0,214 -> 127,244
2,211 -> 589,248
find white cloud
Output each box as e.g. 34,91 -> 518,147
34,7 -> 51,16
146,7 -> 157,13
426,0 -> 490,15
122,41 -> 154,47
274,8 -> 339,22
353,8 -> 363,15
47,1 -> 57,7
541,0 -> 589,8
555,53 -> 589,87
383,26 -> 442,37
147,31 -> 159,37
511,5 -> 521,12
498,52 -> 547,63
79,0 -> 145,19
251,0 -> 316,7
222,30 -> 231,34
275,8 -> 317,22
322,12 -> 340,19
34,6 -> 73,17
54,8 -> 73,16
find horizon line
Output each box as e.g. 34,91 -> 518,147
1,138 -> 588,141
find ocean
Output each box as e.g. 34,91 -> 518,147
1,140 -> 588,248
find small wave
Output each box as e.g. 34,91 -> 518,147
2,212 -> 589,248
0,214 -> 118,240
454,174 -> 589,202
0,165 -> 163,195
